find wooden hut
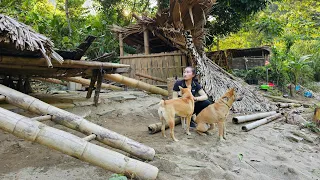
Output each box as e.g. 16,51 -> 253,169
110,0 -> 215,86
207,47 -> 271,70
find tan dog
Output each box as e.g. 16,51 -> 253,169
158,86 -> 194,141
195,88 -> 241,141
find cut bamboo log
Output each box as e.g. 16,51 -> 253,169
104,74 -> 169,96
33,78 -> 68,86
313,108 -> 320,125
242,113 -> 283,131
31,115 -> 52,122
83,134 -> 97,141
136,73 -> 167,83
60,77 -> 122,91
0,84 -> 155,160
0,95 -> 5,101
232,111 -> 277,124
277,103 -> 302,108
0,107 -> 158,179
148,117 -> 181,134
263,94 -> 312,107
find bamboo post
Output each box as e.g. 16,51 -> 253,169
104,74 -> 168,96
313,108 -> 320,125
87,70 -> 98,98
148,117 -> 181,134
0,84 -> 155,160
94,70 -> 103,106
33,77 -> 68,86
242,113 -> 283,131
60,76 -> 122,91
232,111 -> 277,124
24,77 -> 32,94
0,107 -> 158,180
136,73 -> 167,83
119,33 -> 124,56
143,25 -> 150,55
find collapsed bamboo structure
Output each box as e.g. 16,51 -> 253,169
0,107 -> 158,179
60,77 -> 122,91
105,74 -> 169,96
0,84 -> 155,160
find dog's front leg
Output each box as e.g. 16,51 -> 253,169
185,115 -> 192,135
223,122 -> 227,140
217,122 -> 225,141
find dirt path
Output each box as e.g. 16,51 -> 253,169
0,91 -> 319,180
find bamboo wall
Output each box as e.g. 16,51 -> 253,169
120,51 -> 187,85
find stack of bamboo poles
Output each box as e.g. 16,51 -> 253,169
0,84 -> 158,179
233,111 -> 284,131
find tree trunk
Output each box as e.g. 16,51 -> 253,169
65,0 -> 72,37
0,107 -> 158,180
0,84 -> 155,161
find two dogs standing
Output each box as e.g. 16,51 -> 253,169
158,86 -> 241,141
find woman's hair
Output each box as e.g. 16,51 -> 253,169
185,66 -> 198,82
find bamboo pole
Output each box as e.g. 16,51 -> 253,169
232,111 -> 277,124
83,134 -> 97,141
119,33 -> 124,56
31,115 -> 52,122
33,78 -> 68,86
87,70 -> 98,98
0,107 -> 158,179
136,73 -> 167,83
313,108 -> 320,125
242,113 -> 283,131
60,77 -> 122,91
104,74 -> 169,96
0,84 -> 155,160
143,25 -> 150,55
0,56 -> 130,69
94,71 -> 103,106
263,94 -> 312,107
148,117 -> 181,134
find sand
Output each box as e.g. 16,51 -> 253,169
0,90 -> 319,180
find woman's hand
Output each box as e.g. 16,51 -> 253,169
194,97 -> 198,101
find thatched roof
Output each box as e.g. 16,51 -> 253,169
0,14 -> 63,65
110,0 -> 215,54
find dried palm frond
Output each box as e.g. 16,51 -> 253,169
0,14 -> 63,66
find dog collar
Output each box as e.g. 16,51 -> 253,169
220,99 -> 231,109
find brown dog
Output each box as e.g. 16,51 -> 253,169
195,88 -> 241,141
158,86 -> 194,141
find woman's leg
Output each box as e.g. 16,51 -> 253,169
194,100 -> 211,115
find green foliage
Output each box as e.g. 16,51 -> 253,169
109,174 -> 128,180
303,122 -> 320,134
245,66 -> 267,81
304,82 -> 320,93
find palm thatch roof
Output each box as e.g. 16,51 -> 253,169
0,14 -> 63,66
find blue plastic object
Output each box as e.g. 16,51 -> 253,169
295,85 -> 300,91
304,91 -> 312,98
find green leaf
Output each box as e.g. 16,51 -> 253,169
238,153 -> 243,161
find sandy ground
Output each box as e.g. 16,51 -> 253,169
0,90 -> 319,180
